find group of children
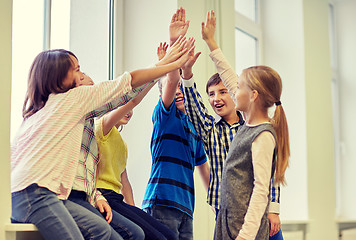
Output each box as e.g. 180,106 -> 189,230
11,7 -> 289,240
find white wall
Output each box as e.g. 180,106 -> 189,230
261,0 -> 308,221
120,0 -> 177,207
121,1 -> 219,239
303,0 -> 338,239
335,0 -> 356,219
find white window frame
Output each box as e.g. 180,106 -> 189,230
234,0 -> 262,65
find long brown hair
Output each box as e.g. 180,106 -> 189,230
22,49 -> 77,119
242,65 -> 290,185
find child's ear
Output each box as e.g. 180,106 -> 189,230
251,90 -> 259,102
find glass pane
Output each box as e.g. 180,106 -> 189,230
51,0 -> 71,49
235,0 -> 257,22
11,0 -> 44,139
235,28 -> 257,75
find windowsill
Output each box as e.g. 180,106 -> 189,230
4,223 -> 38,232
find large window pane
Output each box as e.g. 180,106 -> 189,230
51,0 -> 70,49
235,28 -> 257,75
11,0 -> 44,139
234,0 -> 257,22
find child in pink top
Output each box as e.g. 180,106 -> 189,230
11,40 -> 192,240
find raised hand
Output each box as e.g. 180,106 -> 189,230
169,7 -> 190,45
158,35 -> 188,66
181,42 -> 201,80
157,42 -> 169,61
174,37 -> 196,68
202,10 -> 218,51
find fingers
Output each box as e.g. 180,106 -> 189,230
172,7 -> 185,23
163,42 -> 168,51
97,203 -> 104,213
194,52 -> 202,61
206,10 -> 216,27
172,35 -> 186,48
181,7 -> 185,23
104,205 -> 113,223
269,224 -> 280,237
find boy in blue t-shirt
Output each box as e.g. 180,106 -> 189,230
142,8 -> 210,240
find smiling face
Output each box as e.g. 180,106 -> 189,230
77,73 -> 94,86
208,81 -> 236,118
62,55 -> 85,88
175,83 -> 186,113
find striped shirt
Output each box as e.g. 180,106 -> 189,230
181,48 -> 280,213
11,72 -> 133,200
182,78 -> 244,209
72,79 -> 150,206
142,97 -> 207,218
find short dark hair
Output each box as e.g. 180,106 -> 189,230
206,73 -> 222,94
23,49 -> 77,119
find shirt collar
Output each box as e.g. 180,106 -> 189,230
214,111 -> 245,127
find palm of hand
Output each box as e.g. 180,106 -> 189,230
183,53 -> 195,69
202,24 -> 215,41
170,22 -> 188,43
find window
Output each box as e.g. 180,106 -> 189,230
11,0 -> 115,139
234,0 -> 257,22
11,0 -> 45,139
234,28 -> 257,75
234,0 -> 261,74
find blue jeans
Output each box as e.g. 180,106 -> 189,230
11,184 -> 111,240
145,205 -> 193,240
270,229 -> 284,240
99,188 -> 177,240
69,190 -> 144,240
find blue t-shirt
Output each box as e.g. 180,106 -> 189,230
142,97 -> 207,218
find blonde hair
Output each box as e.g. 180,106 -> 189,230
242,66 -> 290,185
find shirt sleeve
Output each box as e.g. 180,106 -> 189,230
195,138 -> 207,167
239,131 -> 276,240
93,189 -> 107,207
182,76 -> 216,144
94,117 -> 115,143
209,48 -> 238,105
84,77 -> 157,120
269,176 -> 281,213
152,97 -> 175,124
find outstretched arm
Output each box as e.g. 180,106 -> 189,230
181,45 -> 201,80
201,10 -> 219,52
161,37 -> 195,110
202,10 -> 238,101
101,82 -> 155,136
130,36 -> 192,89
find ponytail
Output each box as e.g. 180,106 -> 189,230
243,65 -> 290,185
272,103 -> 290,185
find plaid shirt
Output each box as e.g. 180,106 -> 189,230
182,76 -> 280,213
72,77 -> 154,206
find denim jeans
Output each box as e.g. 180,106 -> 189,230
11,184 -> 112,240
145,205 -> 193,240
270,229 -> 284,240
99,188 -> 177,240
69,190 -> 144,240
